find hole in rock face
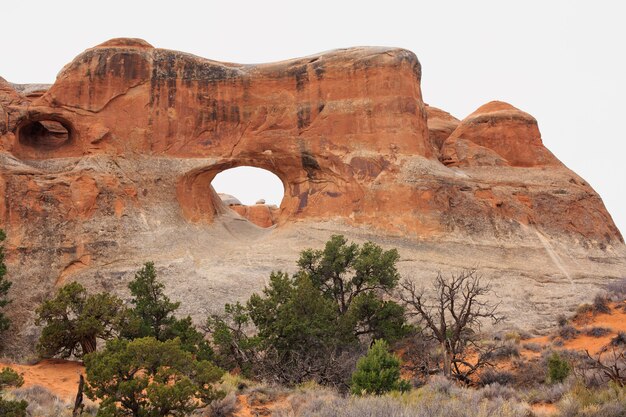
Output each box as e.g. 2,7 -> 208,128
18,119 -> 71,149
211,166 -> 285,228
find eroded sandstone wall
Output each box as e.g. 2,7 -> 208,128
0,39 -> 623,353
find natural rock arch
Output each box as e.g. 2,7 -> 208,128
0,39 -> 624,356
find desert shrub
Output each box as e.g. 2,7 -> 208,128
593,294 -> 611,314
523,381 -> 570,404
558,383 -> 626,417
0,367 -> 28,417
200,391 -> 239,417
350,339 -> 410,395
0,398 -> 28,417
274,385 -> 340,417
477,382 -> 518,400
584,326 -> 612,338
426,375 -> 455,395
575,304 -> 594,322
557,314 -> 569,327
606,278 -> 626,300
522,342 -> 543,352
483,340 -> 520,361
275,377 -> 532,417
84,337 -> 224,417
610,332 -> 626,346
35,282 -> 125,358
510,357 -> 546,387
218,372 -> 249,394
558,324 -> 580,340
546,352 -> 571,384
8,384 -> 98,417
478,369 -> 515,387
504,331 -> 521,343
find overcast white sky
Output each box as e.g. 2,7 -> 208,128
2,1 -> 624,234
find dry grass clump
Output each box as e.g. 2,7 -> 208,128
5,384 -> 97,417
557,324 -> 580,341
523,381 -> 572,405
557,383 -> 626,417
606,278 -> 626,301
522,342 -> 543,352
274,376 -> 531,417
478,369 -> 515,386
592,294 -> 611,315
196,392 -> 239,417
484,340 -> 521,361
584,326 -> 612,338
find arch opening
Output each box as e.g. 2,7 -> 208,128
18,118 -> 72,149
211,166 -> 285,228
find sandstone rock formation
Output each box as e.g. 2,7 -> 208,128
0,39 -> 624,353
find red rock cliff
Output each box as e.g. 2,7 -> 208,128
0,39 -> 623,353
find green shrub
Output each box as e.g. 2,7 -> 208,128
84,337 -> 224,417
122,262 -> 213,359
350,339 -> 410,395
0,367 -> 27,417
208,235 -> 412,388
547,352 -> 571,384
35,282 -> 124,358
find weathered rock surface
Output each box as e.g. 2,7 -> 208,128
425,104 -> 460,151
0,39 -> 624,354
441,101 -> 560,167
230,204 -> 278,228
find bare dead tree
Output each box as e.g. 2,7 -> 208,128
399,269 -> 504,384
582,346 -> 626,387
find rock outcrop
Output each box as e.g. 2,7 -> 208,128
0,39 -> 624,353
441,101 -> 559,167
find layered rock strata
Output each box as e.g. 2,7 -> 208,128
0,39 -> 624,352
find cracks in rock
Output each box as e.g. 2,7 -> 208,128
228,121 -> 251,157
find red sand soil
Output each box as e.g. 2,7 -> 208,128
521,301 -> 626,358
0,359 -> 84,401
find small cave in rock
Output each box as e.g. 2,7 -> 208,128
211,166 -> 285,228
18,119 -> 72,149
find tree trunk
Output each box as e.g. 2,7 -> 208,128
442,342 -> 451,377
72,374 -> 84,417
80,336 -> 97,355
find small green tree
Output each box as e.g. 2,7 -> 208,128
208,236 -> 411,387
297,235 -> 407,340
0,230 -> 13,335
350,339 -> 410,395
122,262 -> 212,359
0,367 -> 28,417
546,352 -> 570,384
123,262 -> 180,341
248,272 -> 340,353
205,302 -> 259,373
166,316 -> 214,361
36,282 -> 124,357
84,337 -> 224,417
